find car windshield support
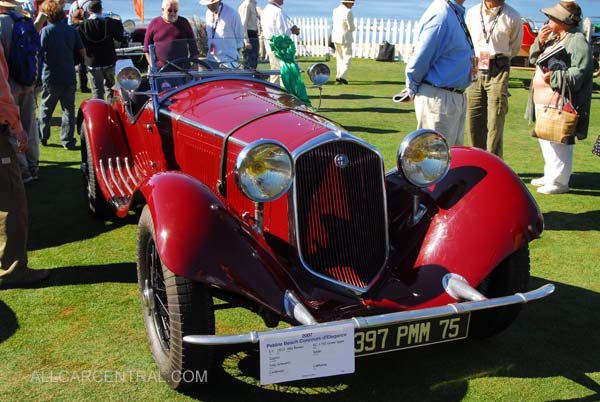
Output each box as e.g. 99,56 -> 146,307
147,44 -> 161,123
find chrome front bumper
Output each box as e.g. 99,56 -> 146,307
183,283 -> 554,346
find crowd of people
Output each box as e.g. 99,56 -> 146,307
0,0 -> 596,289
404,0 -> 593,195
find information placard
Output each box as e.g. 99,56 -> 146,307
259,323 -> 355,385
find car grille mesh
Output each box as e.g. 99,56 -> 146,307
295,141 -> 387,289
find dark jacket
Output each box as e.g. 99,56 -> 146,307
76,17 -> 123,68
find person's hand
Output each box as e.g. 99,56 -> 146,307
11,127 -> 28,153
393,88 -> 414,103
540,66 -> 551,83
542,68 -> 552,84
291,25 -> 300,35
245,43 -> 252,49
538,24 -> 552,46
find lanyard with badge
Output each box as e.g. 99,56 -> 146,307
446,0 -> 478,82
478,3 -> 503,74
210,3 -> 224,55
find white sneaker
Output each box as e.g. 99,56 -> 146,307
537,183 -> 569,194
530,177 -> 547,187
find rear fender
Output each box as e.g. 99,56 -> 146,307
78,99 -> 130,162
415,147 -> 542,305
139,172 -> 297,315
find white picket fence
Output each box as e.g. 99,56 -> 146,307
291,17 -> 419,62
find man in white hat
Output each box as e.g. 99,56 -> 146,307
331,0 -> 355,84
260,0 -> 299,84
200,0 -> 244,65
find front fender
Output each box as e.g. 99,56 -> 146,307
415,147 -> 542,305
139,172 -> 298,316
373,147 -> 542,310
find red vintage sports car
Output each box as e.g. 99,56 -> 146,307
78,39 -> 554,389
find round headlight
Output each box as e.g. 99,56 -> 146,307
397,129 -> 450,187
123,19 -> 136,34
116,66 -> 142,91
235,140 -> 293,202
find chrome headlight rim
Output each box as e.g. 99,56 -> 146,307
397,129 -> 451,187
116,66 -> 142,91
235,139 -> 294,202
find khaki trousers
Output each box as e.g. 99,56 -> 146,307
0,128 -> 28,276
266,46 -> 283,86
466,67 -> 510,158
415,84 -> 466,147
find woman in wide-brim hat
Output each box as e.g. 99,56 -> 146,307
525,0 -> 593,195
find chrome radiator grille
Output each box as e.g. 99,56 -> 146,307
294,140 -> 387,290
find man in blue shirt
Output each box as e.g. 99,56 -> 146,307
402,0 -> 475,146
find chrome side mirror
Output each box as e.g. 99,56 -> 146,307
307,62 -> 330,111
308,62 -> 330,87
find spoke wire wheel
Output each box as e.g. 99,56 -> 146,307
137,205 -> 215,389
80,125 -> 112,217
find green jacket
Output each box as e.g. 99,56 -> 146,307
526,30 -> 593,140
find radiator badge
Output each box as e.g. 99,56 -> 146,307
334,154 -> 349,169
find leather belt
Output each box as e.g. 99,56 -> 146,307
422,80 -> 465,94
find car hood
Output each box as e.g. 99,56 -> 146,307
163,78 -> 338,152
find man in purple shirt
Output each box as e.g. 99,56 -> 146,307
144,0 -> 198,67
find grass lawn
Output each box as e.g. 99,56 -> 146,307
0,58 -> 599,402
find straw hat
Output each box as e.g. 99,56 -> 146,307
541,1 -> 582,26
199,0 -> 220,5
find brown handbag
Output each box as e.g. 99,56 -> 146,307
533,75 -> 579,144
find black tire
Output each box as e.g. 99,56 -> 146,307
469,246 -> 531,339
80,126 -> 112,218
137,205 -> 215,390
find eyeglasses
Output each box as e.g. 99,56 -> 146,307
166,8 -> 178,12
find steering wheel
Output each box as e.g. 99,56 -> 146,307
158,57 -> 213,76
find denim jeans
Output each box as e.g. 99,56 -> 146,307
39,82 -> 77,147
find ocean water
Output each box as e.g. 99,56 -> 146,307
100,0 -> 600,26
